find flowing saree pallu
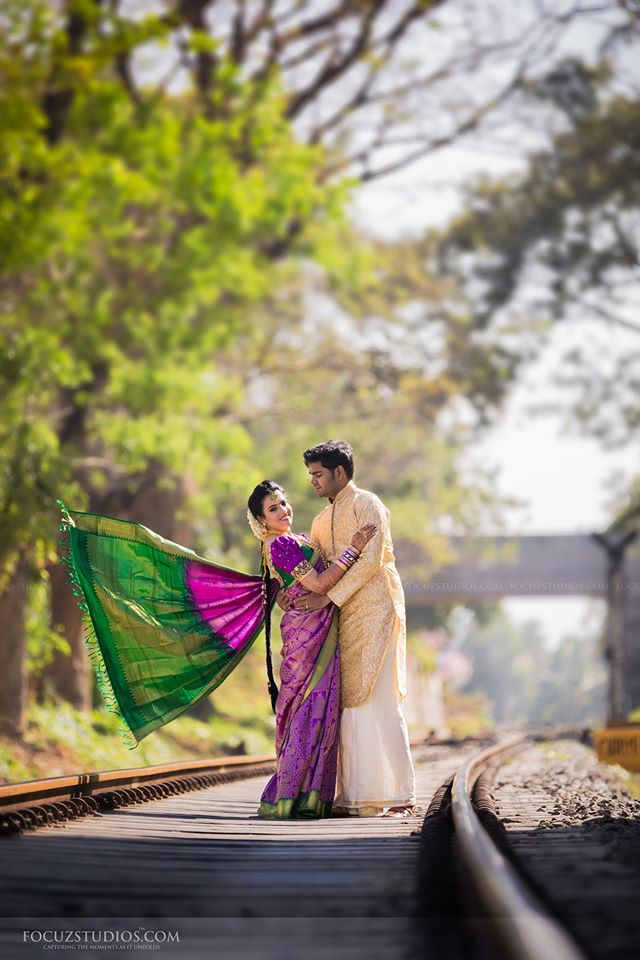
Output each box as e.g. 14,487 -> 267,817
56,499 -> 276,749
258,534 -> 340,819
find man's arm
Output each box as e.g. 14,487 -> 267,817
326,496 -> 387,608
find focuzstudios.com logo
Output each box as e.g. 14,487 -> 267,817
22,928 -> 180,950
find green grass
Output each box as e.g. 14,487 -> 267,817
0,744 -> 41,784
1,685 -> 275,785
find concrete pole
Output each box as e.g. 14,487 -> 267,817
593,531 -> 638,725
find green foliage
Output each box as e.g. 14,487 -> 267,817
2,1 -> 533,747
440,81 -> 640,328
0,744 -> 41,785
26,578 -> 70,675
0,0 -> 349,579
407,631 -> 439,672
443,687 -> 494,738
0,693 -> 274,785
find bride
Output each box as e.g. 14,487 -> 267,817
56,483 -> 375,820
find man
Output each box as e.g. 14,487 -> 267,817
291,439 -> 416,817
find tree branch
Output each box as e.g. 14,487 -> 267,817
285,0 -> 386,120
579,298 -> 640,334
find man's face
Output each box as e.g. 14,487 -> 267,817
307,461 -> 344,499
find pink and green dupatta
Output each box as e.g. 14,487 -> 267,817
56,499 -> 275,749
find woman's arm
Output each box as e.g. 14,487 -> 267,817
270,526 -> 377,594
326,496 -> 387,608
297,523 -> 376,593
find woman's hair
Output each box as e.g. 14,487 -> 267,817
247,480 -> 285,520
247,480 -> 286,714
303,439 -> 354,479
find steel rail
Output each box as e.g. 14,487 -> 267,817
451,735 -> 588,960
0,732 -> 440,814
0,733 -> 441,835
0,752 -> 277,834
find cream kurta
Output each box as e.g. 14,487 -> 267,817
310,480 -> 407,708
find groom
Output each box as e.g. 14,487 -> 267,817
291,439 -> 416,817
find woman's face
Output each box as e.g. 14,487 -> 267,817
261,491 -> 293,534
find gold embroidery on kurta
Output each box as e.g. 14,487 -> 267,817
310,483 -> 407,708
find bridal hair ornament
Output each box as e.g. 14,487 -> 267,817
246,508 -> 268,541
247,488 -> 281,541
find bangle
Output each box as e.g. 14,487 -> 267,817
336,547 -> 360,570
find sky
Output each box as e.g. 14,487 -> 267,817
346,10 -> 638,649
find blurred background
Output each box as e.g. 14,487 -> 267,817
1,0 -> 638,783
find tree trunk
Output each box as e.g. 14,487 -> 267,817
0,555 -> 29,738
46,562 -> 91,710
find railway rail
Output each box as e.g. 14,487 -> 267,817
417,734 -> 588,960
0,731 -> 635,960
0,753 -> 277,836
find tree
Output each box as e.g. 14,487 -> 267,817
435,54 -> 640,447
118,0 -> 595,183
2,0 -> 610,740
0,0 -> 349,731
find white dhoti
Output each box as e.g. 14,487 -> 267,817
310,480 -> 416,816
335,619 -> 416,814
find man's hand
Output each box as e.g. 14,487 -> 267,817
292,591 -> 331,611
276,588 -> 292,612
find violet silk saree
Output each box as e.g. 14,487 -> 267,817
258,534 -> 340,819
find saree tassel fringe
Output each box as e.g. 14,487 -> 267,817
57,499 -> 139,749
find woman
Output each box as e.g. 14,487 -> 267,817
55,485 -> 374,819
246,480 -> 375,819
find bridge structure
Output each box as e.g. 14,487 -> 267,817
399,531 -> 640,723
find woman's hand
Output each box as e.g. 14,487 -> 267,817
276,588 -> 292,612
292,591 -> 331,611
351,523 -> 377,553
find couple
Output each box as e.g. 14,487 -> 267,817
56,439 -> 415,820
249,440 -> 416,820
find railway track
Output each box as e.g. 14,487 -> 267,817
0,753 -> 277,836
0,732 -> 634,960
417,734 -> 589,960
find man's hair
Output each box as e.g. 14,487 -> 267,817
303,439 -> 354,479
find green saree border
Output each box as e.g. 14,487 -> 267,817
56,498 -> 268,750
257,789 -> 333,820
300,607 -> 338,706
61,503 -> 253,576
